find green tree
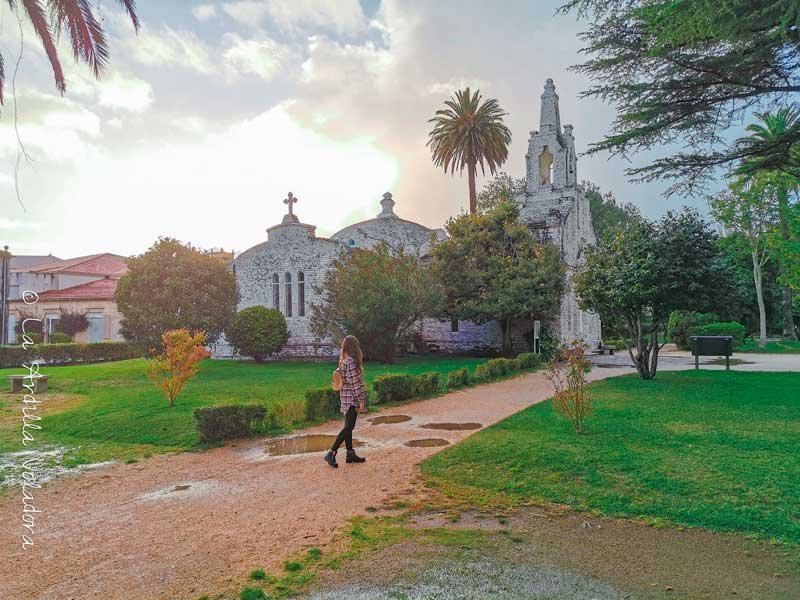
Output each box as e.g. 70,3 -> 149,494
561,0 -> 800,193
738,110 -> 800,339
115,238 -> 239,349
476,172 -> 525,213
1,0 -> 140,105
771,203 -> 800,291
710,176 -> 781,347
580,181 -> 639,240
575,209 -> 722,379
427,88 -> 512,214
431,202 -> 566,355
227,306 -> 288,362
310,244 -> 442,363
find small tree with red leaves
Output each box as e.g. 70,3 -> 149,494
546,343 -> 593,434
147,329 -> 210,407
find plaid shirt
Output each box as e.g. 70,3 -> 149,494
338,355 -> 367,413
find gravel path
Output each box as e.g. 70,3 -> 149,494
0,367 -> 629,600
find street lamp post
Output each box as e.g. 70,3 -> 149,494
0,246 -> 11,346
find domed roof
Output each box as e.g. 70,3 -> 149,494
331,193 -> 443,256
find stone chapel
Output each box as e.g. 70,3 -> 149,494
213,79 -> 601,359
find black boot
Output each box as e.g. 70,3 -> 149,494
346,449 -> 366,463
324,450 -> 338,468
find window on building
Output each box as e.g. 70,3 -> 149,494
285,272 -> 292,317
298,272 -> 305,317
45,314 -> 60,343
451,318 -> 459,332
272,273 -> 280,311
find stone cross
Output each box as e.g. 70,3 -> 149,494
284,192 -> 298,216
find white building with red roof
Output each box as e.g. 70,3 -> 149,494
8,253 -> 128,343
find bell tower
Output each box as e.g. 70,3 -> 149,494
525,79 -> 577,194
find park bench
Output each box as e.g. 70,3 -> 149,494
589,341 -> 615,355
690,336 -> 734,370
7,375 -> 49,394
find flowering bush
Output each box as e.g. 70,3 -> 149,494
546,343 -> 593,433
146,329 -> 210,406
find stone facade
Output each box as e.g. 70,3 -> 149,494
217,78 -> 601,360
514,79 -> 602,344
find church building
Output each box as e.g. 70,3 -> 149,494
214,79 -> 601,359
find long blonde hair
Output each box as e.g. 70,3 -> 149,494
340,335 -> 363,372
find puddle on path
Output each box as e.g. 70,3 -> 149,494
138,480 -> 222,502
369,415 -> 412,425
420,422 -> 481,431
404,439 -> 450,448
266,435 -> 364,456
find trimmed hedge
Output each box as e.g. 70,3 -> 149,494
48,332 -> 72,344
446,367 -> 471,389
372,374 -> 418,404
194,404 -> 268,443
516,352 -> 541,369
603,338 -> 627,351
305,387 -> 340,421
415,372 -> 442,396
0,341 -> 148,368
668,310 -> 719,350
689,321 -> 746,349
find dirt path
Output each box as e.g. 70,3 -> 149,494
0,368 -> 630,600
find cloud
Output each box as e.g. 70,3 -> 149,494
222,34 -> 293,80
222,1 -> 270,26
96,73 -> 154,113
223,0 -> 367,34
125,25 -> 215,74
192,4 -> 217,21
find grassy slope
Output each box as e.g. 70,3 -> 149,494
423,371 -> 800,544
0,356 -> 483,461
739,340 -> 800,354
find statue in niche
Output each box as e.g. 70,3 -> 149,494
539,146 -> 553,185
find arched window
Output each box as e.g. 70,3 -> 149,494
285,272 -> 293,317
298,272 -> 305,317
272,273 -> 280,311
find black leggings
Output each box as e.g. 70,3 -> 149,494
331,406 -> 358,452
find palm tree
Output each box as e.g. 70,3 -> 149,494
738,109 -> 800,340
0,0 -> 140,105
427,88 -> 512,214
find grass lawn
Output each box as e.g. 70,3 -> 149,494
423,371 -> 800,545
0,356 -> 485,464
739,339 -> 800,354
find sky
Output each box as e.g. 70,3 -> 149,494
0,0 -> 720,259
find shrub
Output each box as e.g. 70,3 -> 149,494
486,357 -> 515,378
689,321 -> 746,349
0,341 -> 147,368
414,372 -> 442,396
516,352 -> 540,369
668,310 -> 719,350
305,388 -> 339,421
47,332 -> 72,344
146,329 -> 210,406
446,367 -> 471,389
194,404 -> 268,443
372,374 -> 417,404
474,363 -> 491,381
546,343 -> 593,434
603,338 -> 627,351
56,310 -> 89,336
227,306 -> 289,362
270,400 -> 306,428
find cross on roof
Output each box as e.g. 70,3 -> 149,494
284,192 -> 298,216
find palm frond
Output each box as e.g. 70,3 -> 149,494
49,0 -> 109,77
21,0 -> 65,94
116,0 -> 140,31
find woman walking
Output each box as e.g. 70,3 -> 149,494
325,335 -> 367,468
